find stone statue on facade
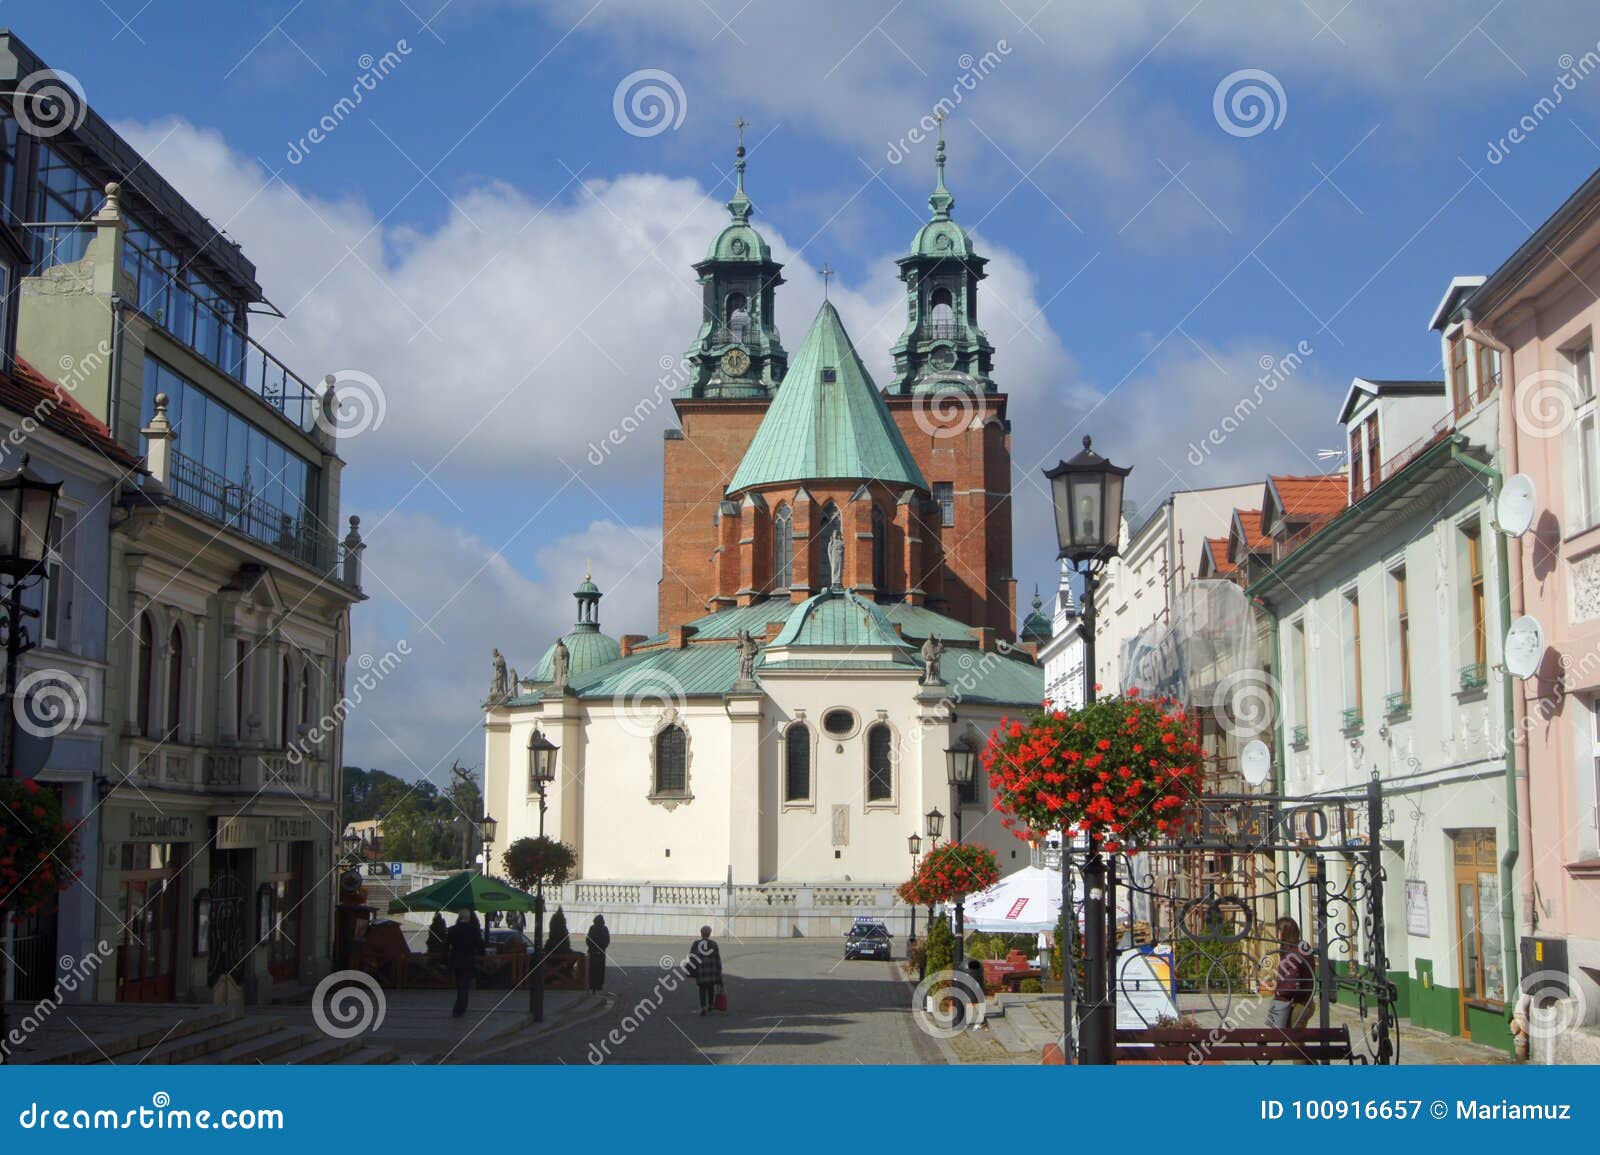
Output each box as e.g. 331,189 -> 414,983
826,532 -> 844,590
551,638 -> 571,690
490,647 -> 509,701
734,628 -> 760,688
920,636 -> 944,685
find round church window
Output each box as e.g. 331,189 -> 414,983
822,709 -> 856,737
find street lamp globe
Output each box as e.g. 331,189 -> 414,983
479,813 -> 498,846
1043,436 -> 1131,564
0,457 -> 61,578
527,727 -> 558,788
925,807 -> 944,841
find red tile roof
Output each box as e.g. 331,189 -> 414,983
1268,474 -> 1347,521
1,359 -> 141,470
1232,508 -> 1268,553
1201,537 -> 1235,576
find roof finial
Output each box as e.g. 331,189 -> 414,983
728,116 -> 753,224
929,110 -> 954,221
821,263 -> 834,301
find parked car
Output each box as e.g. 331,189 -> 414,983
844,920 -> 893,960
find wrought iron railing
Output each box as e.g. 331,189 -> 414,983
1384,690 -> 1411,716
1341,706 -> 1363,731
918,320 -> 962,341
166,448 -> 334,571
708,320 -> 779,347
1459,662 -> 1488,692
1291,723 -> 1308,747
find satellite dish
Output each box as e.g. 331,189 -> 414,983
1496,474 -> 1536,537
1240,739 -> 1272,787
1504,616 -> 1546,679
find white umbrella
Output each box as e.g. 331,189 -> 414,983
963,865 -> 1067,932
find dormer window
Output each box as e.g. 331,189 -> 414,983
1449,332 -> 1471,417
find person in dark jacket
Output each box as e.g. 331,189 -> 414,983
585,915 -> 611,991
445,911 -> 484,1017
683,925 -> 723,1015
426,913 -> 448,956
1266,916 -> 1316,1030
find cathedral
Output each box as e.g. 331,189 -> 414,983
480,136 -> 1047,936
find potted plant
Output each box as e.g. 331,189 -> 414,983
0,779 -> 80,1056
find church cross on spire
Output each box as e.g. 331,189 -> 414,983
820,263 -> 834,300
930,109 -> 954,221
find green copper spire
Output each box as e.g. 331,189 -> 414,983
727,300 -> 927,494
727,116 -> 753,224
928,113 -> 954,221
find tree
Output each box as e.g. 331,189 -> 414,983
924,912 -> 955,976
501,835 -> 577,892
445,762 -> 482,868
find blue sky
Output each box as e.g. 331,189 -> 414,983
19,1 -> 1600,780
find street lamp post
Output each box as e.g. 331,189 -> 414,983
923,808 -> 943,967
945,742 -> 977,970
478,814 -> 497,875
526,727 -> 558,1021
0,457 -> 62,1067
906,832 -> 922,946
1043,434 -> 1131,1067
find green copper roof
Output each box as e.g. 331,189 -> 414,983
511,643 -> 744,705
769,590 -> 916,654
908,131 -> 975,260
727,301 -> 927,494
533,628 -> 622,681
1020,589 -> 1052,641
704,143 -> 774,263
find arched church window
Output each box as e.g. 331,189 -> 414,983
929,287 -> 956,338
783,723 -> 811,802
655,724 -> 688,794
871,505 -> 887,593
817,503 -> 842,588
866,724 -> 893,802
772,503 -> 792,592
725,291 -> 749,340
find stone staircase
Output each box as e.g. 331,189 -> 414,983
36,1005 -> 400,1066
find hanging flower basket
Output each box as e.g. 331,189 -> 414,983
983,690 -> 1204,853
912,842 -> 1000,905
0,778 -> 80,917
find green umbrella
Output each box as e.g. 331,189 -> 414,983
386,871 -> 538,915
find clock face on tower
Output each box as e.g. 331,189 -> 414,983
721,347 -> 751,377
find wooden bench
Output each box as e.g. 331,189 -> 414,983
1114,1025 -> 1353,1065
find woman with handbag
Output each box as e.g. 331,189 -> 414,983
684,925 -> 724,1015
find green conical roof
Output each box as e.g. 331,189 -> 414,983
727,301 -> 927,495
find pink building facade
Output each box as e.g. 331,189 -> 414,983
1470,169 -> 1600,1062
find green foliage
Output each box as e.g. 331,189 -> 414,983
0,779 -> 78,915
966,931 -> 1037,960
924,914 -> 955,975
502,835 -> 578,892
545,907 -> 572,955
343,764 -> 485,869
1018,978 -> 1044,993
907,936 -> 928,972
1173,937 -> 1248,993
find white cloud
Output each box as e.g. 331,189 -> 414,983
346,510 -> 660,777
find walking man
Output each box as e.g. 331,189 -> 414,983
585,915 -> 611,992
446,910 -> 483,1018
683,925 -> 723,1015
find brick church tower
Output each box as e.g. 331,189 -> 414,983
658,131 -> 1016,636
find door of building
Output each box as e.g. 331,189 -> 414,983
11,907 -> 59,1001
207,850 -> 251,988
1450,828 -> 1504,1038
265,841 -> 307,982
115,842 -> 181,1003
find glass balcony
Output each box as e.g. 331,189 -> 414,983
166,448 -> 338,574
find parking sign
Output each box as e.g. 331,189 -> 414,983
390,862 -> 403,878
